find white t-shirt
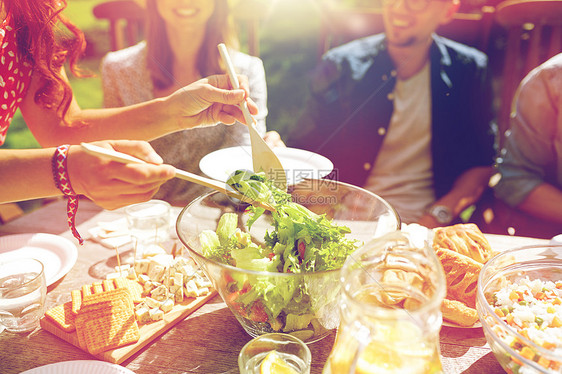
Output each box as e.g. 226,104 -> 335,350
364,62 -> 435,223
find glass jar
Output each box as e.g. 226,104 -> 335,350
324,231 -> 446,374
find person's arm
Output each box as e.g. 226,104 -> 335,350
517,184 -> 562,224
418,166 -> 494,228
19,69 -> 258,147
494,59 -> 562,223
0,140 -> 175,210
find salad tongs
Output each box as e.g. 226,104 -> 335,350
218,43 -> 287,192
80,142 -> 275,211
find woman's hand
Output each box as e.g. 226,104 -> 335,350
67,140 -> 175,210
167,74 -> 259,130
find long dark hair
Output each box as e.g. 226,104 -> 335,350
7,0 -> 86,122
145,0 -> 239,90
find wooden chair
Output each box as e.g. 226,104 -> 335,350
495,0 -> 562,142
92,0 -> 146,52
231,0 -> 271,56
318,5 -> 496,58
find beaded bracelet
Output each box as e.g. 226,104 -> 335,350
51,145 -> 84,245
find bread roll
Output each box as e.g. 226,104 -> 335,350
435,247 -> 482,308
442,299 -> 479,327
433,223 -> 492,263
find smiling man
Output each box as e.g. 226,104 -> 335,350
289,0 -> 496,227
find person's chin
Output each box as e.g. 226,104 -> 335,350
387,36 -> 418,48
173,18 -> 205,31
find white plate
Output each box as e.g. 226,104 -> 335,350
0,233 -> 78,286
20,360 -> 135,374
199,146 -> 334,185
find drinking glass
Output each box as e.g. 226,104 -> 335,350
239,333 -> 311,374
125,199 -> 171,258
323,231 -> 446,374
0,258 -> 47,333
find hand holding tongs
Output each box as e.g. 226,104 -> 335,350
80,142 -> 274,211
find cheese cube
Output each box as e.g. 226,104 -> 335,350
134,259 -> 150,275
148,264 -> 165,282
174,286 -> 184,303
149,308 -> 164,321
143,280 -> 156,293
151,285 -> 169,301
138,274 -> 150,284
135,307 -> 151,323
126,267 -> 138,280
178,264 -> 195,278
114,264 -> 131,272
195,277 -> 212,289
163,268 -> 175,288
145,297 -> 162,309
170,284 -> 180,293
105,272 -> 122,280
173,273 -> 183,287
160,298 -> 174,313
135,302 -> 146,310
185,279 -> 199,297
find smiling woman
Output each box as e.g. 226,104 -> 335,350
100,0 -> 272,205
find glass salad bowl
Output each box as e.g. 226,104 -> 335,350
176,178 -> 400,343
476,245 -> 562,373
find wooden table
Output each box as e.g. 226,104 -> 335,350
0,199 -> 550,374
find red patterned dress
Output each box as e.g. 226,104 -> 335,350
0,14 -> 33,146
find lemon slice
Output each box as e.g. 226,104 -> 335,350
260,350 -> 299,374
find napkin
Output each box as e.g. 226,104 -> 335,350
88,218 -> 132,249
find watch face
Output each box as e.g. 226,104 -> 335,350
430,206 -> 452,224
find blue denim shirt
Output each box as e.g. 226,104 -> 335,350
494,53 -> 562,207
289,34 -> 496,199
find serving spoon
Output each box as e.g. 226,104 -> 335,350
80,143 -> 275,211
217,43 -> 287,192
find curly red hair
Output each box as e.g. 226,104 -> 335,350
8,0 -> 86,123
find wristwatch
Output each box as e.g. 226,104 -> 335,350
427,205 -> 453,225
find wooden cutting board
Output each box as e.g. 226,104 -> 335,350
40,290 -> 217,364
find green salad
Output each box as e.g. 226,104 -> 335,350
199,170 -> 359,335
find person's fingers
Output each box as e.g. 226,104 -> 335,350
203,86 -> 246,106
221,74 -> 258,115
208,74 -> 250,94
246,97 -> 259,115
236,75 -> 251,96
219,105 -> 245,125
264,131 -> 281,142
67,143 -> 175,210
